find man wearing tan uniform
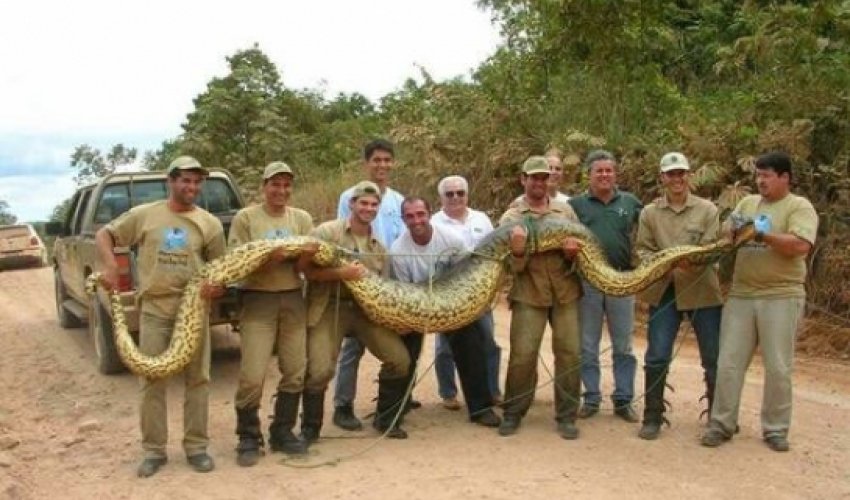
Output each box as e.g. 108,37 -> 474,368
702,151 -> 818,452
497,156 -> 583,440
299,181 -> 412,440
228,161 -> 314,465
95,156 -> 226,478
635,152 -> 723,440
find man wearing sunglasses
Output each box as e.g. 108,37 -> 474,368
431,175 -> 502,410
634,152 -> 723,440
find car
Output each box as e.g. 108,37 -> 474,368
0,224 -> 48,271
46,169 -> 245,374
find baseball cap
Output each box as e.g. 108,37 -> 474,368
167,155 -> 208,176
350,180 -> 382,202
522,156 -> 551,175
659,152 -> 690,172
263,161 -> 294,179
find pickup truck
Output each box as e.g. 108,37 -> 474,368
46,169 -> 245,374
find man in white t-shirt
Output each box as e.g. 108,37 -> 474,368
431,175 -> 502,409
391,197 -> 501,427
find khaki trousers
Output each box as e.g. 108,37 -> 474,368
304,300 -> 409,393
710,296 -> 805,437
139,312 -> 210,459
503,300 -> 581,421
235,290 -> 307,409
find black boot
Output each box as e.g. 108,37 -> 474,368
638,366 -> 669,440
373,377 -> 410,439
269,391 -> 308,455
700,372 -> 716,421
235,406 -> 263,467
300,390 -> 325,445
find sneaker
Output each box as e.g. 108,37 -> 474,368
498,415 -> 521,437
136,457 -> 167,478
186,453 -> 215,473
557,420 -> 579,440
442,397 -> 462,411
333,405 -> 363,431
471,409 -> 502,428
764,434 -> 790,452
614,404 -> 639,423
701,427 -> 731,448
577,404 -> 599,419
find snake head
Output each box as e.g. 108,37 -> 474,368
730,214 -> 756,247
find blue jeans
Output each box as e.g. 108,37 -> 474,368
579,280 -> 636,406
645,284 -> 721,384
333,336 -> 365,408
435,310 -> 501,399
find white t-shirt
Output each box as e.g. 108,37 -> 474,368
390,224 -> 466,284
431,208 -> 494,251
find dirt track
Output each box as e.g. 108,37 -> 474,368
1,267 -> 849,499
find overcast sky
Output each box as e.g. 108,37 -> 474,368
0,0 -> 502,222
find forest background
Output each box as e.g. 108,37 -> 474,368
4,1 -> 847,355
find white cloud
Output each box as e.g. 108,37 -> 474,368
0,173 -> 76,223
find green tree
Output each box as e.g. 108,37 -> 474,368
70,143 -> 138,186
0,200 -> 18,225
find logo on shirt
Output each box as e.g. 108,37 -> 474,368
161,227 -> 188,251
264,228 -> 292,240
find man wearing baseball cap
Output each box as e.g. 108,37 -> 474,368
497,155 -> 584,439
95,154 -> 225,477
228,160 -> 315,465
635,152 -> 723,440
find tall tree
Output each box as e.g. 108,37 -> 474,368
0,200 -> 18,225
70,143 -> 138,186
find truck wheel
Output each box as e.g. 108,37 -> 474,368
55,269 -> 82,328
89,296 -> 126,374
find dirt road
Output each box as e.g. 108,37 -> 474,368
1,268 -> 849,499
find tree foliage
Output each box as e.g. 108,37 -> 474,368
70,143 -> 138,186
0,200 -> 18,225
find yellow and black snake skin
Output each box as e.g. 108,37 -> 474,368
85,218 -> 754,379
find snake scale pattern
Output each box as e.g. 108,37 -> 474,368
85,219 -> 754,379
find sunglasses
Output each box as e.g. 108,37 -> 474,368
444,190 -> 466,198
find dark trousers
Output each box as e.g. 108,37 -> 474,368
444,316 -> 494,418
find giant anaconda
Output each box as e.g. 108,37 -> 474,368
86,218 -> 754,379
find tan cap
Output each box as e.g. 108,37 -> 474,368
167,155 -> 208,176
521,156 -> 551,175
660,152 -> 690,172
263,161 -> 294,179
350,180 -> 382,202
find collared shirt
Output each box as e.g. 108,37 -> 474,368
729,193 -> 818,298
106,200 -> 225,318
431,208 -> 494,251
306,218 -> 387,326
569,189 -> 642,271
337,185 -> 405,247
636,193 -> 723,310
227,204 -> 313,292
514,191 -> 569,205
498,198 -> 582,307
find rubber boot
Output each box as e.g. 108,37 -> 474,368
373,377 -> 409,439
235,406 -> 263,467
300,390 -> 325,445
638,366 -> 668,440
268,391 -> 308,455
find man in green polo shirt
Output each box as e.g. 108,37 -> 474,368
635,152 -> 723,440
702,151 -> 818,452
568,150 -> 643,422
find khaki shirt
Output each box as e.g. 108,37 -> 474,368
306,218 -> 387,326
729,193 -> 818,298
636,193 -> 723,310
228,204 -> 313,292
499,198 -> 582,307
106,200 -> 225,318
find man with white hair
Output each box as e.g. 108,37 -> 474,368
431,175 -> 502,409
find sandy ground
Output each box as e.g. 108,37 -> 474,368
1,267 -> 849,499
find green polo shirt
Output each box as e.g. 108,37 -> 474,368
569,189 -> 642,270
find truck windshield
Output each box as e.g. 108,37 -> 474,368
94,178 -> 241,224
